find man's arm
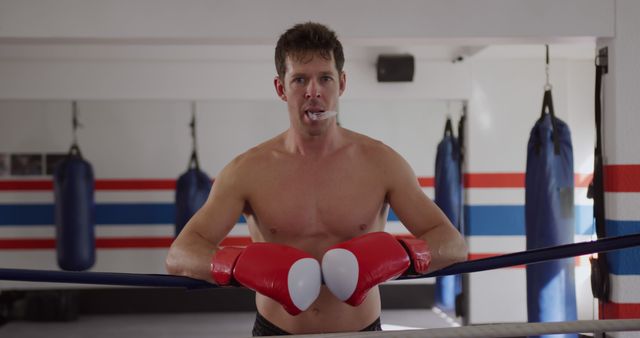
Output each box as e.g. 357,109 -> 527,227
165,159 -> 246,283
383,146 -> 468,272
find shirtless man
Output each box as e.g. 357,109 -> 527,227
165,22 -> 468,336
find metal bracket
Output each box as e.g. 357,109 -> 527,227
597,47 -> 608,74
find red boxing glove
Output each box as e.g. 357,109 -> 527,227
321,232 -> 431,306
211,243 -> 321,315
397,237 -> 432,275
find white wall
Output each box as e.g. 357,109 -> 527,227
0,44 -> 472,100
468,58 -> 551,171
0,99 -> 462,179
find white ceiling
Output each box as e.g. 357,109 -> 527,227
0,40 -> 596,65
0,0 -> 605,64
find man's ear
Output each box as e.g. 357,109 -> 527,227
339,71 -> 346,96
274,76 -> 287,101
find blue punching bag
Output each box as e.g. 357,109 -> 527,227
175,110 -> 211,237
525,89 -> 577,338
54,145 -> 96,271
175,155 -> 211,236
434,119 -> 463,311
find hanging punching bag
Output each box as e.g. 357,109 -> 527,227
54,145 -> 95,271
175,153 -> 211,236
525,89 -> 577,338
434,119 -> 463,311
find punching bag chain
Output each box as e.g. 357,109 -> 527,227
71,101 -> 83,147
189,102 -> 200,170
544,45 -> 552,91
69,101 -> 84,157
190,103 -> 197,154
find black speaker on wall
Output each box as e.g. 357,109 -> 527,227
376,54 -> 415,82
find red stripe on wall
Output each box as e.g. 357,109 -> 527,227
469,253 -> 583,268
574,173 -> 592,188
0,179 -> 177,191
94,179 -> 177,190
2,235 -> 413,250
0,178 -> 431,190
0,173 -> 594,191
96,238 -> 173,248
0,239 -> 55,249
418,177 -> 434,187
464,173 -> 592,188
605,164 -> 640,192
220,237 -> 254,247
97,237 -> 252,248
0,180 -> 53,191
469,253 -> 525,269
601,301 -> 640,319
465,173 -> 524,188
0,236 -> 254,250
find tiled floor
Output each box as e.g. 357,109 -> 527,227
0,308 -> 459,338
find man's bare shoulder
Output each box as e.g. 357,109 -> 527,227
341,128 -> 413,183
342,128 -> 397,158
225,133 -> 287,173
213,134 -> 286,197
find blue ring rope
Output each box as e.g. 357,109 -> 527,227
0,269 -> 211,289
0,233 -> 638,288
402,232 -> 640,279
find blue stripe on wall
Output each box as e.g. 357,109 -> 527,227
464,205 -> 593,236
575,205 -> 595,235
0,205 -> 53,225
465,205 -> 525,236
98,204 -> 174,224
388,208 -> 399,222
0,204 -> 247,225
0,204 -> 592,235
606,220 -> 640,275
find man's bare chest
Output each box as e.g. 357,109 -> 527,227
244,159 -> 388,240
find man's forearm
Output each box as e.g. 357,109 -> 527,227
166,231 -> 219,283
418,224 -> 467,271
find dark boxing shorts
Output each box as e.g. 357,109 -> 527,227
252,312 -> 382,336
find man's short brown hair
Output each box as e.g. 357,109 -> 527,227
275,22 -> 344,80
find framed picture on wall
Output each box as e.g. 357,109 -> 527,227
0,153 -> 7,176
10,153 -> 43,176
45,153 -> 67,175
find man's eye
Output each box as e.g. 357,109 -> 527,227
321,76 -> 333,82
293,78 -> 305,84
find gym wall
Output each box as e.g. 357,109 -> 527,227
0,47 -> 595,323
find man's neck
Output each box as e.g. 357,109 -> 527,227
284,124 -> 343,157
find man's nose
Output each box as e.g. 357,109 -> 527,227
305,80 -> 321,99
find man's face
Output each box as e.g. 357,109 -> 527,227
275,52 -> 346,136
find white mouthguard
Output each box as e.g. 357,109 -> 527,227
308,111 -> 338,121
